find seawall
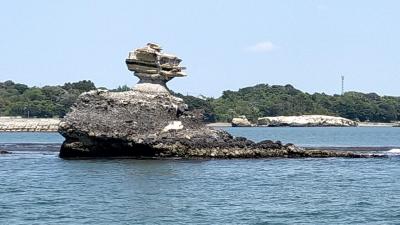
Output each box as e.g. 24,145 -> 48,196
0,117 -> 60,132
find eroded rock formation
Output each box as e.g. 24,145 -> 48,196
58,43 -> 362,158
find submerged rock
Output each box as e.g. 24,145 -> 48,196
258,115 -> 358,127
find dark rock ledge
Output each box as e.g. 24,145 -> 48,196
58,90 -> 366,159
0,149 -> 11,154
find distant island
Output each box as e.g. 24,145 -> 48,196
1,80 -> 399,123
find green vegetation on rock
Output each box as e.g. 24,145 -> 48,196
1,81 -> 399,122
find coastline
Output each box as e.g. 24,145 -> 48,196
208,122 -> 399,127
0,142 -> 389,158
358,122 -> 398,127
0,117 -> 398,132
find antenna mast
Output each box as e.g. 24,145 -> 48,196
341,75 -> 344,95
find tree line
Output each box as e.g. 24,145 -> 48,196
1,81 -> 399,122
179,84 -> 400,123
0,80 -> 99,118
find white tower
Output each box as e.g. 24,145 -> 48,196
341,75 -> 344,95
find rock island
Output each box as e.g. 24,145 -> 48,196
58,43 -> 362,159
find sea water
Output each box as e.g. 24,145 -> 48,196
224,126 -> 400,148
1,128 -> 400,224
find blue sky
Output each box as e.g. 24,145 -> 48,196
1,0 -> 399,97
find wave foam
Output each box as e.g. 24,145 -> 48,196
387,149 -> 400,154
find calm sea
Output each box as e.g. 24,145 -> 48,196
1,128 -> 400,224
223,127 -> 400,148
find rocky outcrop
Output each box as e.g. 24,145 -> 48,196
58,90 -> 362,158
231,116 -> 252,127
0,117 -> 60,132
58,43 -> 364,159
0,150 -> 11,154
258,115 -> 358,127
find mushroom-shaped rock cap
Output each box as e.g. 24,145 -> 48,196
126,43 -> 187,86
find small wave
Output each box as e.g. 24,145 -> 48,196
387,149 -> 400,155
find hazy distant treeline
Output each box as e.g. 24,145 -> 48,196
1,81 -> 399,122
178,84 -> 400,123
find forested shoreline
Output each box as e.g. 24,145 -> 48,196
1,80 -> 399,123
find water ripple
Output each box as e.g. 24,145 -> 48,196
1,154 -> 400,224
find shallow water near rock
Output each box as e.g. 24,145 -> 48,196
1,128 -> 400,224
224,126 -> 400,148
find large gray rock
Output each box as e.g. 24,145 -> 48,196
58,90 -> 360,158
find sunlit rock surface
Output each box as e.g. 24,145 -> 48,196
231,116 -> 252,127
258,115 -> 358,127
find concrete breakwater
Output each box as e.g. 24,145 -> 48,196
0,117 -> 60,132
